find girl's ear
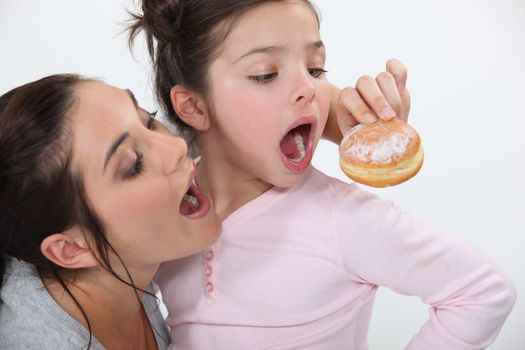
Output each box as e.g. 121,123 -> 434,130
170,85 -> 211,131
40,227 -> 98,269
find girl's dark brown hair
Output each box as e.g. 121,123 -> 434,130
0,74 -> 160,348
128,0 -> 318,147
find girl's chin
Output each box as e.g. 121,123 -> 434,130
279,150 -> 313,172
271,168 -> 311,188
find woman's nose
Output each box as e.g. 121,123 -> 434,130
154,133 -> 188,174
289,70 -> 316,105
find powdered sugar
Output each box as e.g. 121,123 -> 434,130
341,124 -> 364,145
343,127 -> 414,165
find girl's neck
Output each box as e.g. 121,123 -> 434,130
42,264 -> 159,349
196,154 -> 272,221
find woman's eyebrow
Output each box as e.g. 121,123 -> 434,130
126,89 -> 139,109
101,89 -> 138,173
104,131 -> 130,173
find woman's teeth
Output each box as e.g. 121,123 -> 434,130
183,194 -> 200,208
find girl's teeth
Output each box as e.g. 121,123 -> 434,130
293,132 -> 306,161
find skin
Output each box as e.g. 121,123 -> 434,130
174,1 -> 410,221
41,81 -> 221,349
72,82 -> 220,272
197,1 -> 331,219
324,59 -> 411,144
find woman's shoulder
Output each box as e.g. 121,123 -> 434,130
1,256 -> 39,295
143,285 -> 170,349
0,257 -> 104,350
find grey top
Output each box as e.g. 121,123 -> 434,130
0,257 -> 169,350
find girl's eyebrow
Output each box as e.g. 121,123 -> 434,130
235,40 -> 324,63
235,45 -> 284,62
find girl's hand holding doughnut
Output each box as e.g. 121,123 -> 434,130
335,59 -> 423,187
336,58 -> 411,134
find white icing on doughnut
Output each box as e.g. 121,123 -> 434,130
343,125 -> 416,165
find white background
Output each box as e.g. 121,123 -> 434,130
1,1 -> 523,349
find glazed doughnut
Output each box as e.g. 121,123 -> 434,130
339,118 -> 424,187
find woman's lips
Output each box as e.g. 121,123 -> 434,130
179,183 -> 211,219
179,162 -> 211,219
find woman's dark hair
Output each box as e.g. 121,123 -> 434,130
0,74 -> 157,348
0,74 -> 84,284
128,0 -> 318,148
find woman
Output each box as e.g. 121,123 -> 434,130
0,74 -> 221,349
0,71 -> 408,349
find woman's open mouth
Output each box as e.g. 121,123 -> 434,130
180,183 -> 210,219
279,121 -> 314,171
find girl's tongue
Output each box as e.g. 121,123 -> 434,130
280,126 -> 309,162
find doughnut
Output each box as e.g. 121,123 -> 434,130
339,118 -> 424,187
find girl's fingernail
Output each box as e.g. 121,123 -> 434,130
381,106 -> 396,119
396,81 -> 405,92
364,112 -> 376,123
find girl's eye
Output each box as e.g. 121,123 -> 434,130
147,111 -> 158,130
249,73 -> 278,84
309,68 -> 327,78
124,152 -> 145,179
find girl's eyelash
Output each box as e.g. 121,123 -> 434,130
309,68 -> 328,78
124,152 -> 145,179
248,73 -> 278,83
248,68 -> 327,83
147,110 -> 158,130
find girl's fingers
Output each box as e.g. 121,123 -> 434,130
336,59 -> 411,136
376,71 -> 402,117
337,86 -> 377,135
386,58 -> 407,93
355,75 -> 396,120
386,58 -> 411,121
399,88 -> 411,122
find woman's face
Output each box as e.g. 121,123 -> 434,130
70,81 -> 221,268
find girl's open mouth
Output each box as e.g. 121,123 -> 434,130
180,183 -> 210,219
279,122 -> 313,171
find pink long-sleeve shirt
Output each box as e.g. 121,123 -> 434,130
156,167 -> 516,349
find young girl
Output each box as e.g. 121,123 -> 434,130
0,74 -> 220,349
129,1 -> 516,349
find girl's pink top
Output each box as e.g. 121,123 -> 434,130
157,168 -> 516,350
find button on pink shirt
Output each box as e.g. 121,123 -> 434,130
156,168 -> 515,349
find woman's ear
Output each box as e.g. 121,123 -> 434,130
170,85 -> 211,131
40,228 -> 98,269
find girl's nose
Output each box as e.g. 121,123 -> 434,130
289,70 -> 316,105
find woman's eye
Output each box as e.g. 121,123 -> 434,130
147,111 -> 158,130
249,73 -> 278,83
124,152 -> 145,179
309,68 -> 327,78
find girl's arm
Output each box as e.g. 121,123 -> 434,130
333,187 -> 516,349
322,84 -> 345,144
323,58 -> 411,144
